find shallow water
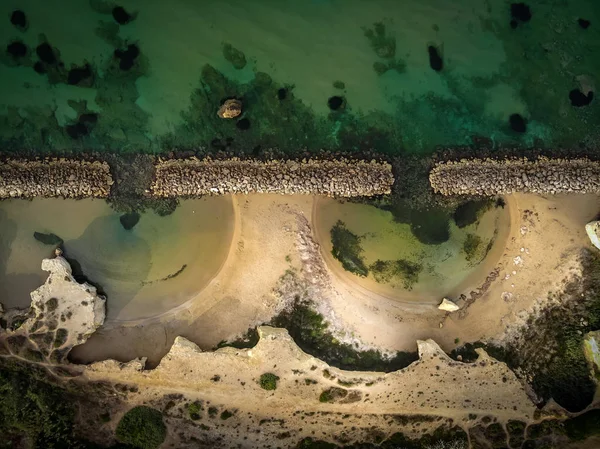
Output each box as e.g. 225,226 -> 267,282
0,198 -> 234,320
314,198 -> 510,300
0,0 -> 598,154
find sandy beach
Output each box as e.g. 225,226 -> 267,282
69,192 -> 600,370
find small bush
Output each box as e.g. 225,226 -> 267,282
187,401 -> 203,420
220,410 -> 233,420
259,373 -> 280,391
116,406 -> 166,449
319,387 -> 347,403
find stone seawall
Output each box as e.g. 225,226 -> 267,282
0,159 -> 112,199
151,158 -> 393,197
430,158 -> 600,196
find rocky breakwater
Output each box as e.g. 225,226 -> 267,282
151,157 -> 394,197
0,158 -> 113,199
430,157 -> 600,196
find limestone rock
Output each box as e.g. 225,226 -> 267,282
2,256 -> 106,363
438,298 -> 460,312
217,99 -> 242,119
585,221 -> 600,250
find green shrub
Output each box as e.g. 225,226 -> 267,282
187,401 -> 202,420
564,409 -> 600,441
116,406 -> 166,449
0,361 -> 79,448
220,410 -> 233,420
259,373 -> 280,390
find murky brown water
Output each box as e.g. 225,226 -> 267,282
0,197 -> 234,321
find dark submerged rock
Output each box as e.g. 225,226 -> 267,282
509,113 -> 527,133
578,18 -> 591,29
36,42 -> 56,64
511,3 -> 531,23
119,212 -> 140,230
236,118 -> 250,130
277,88 -> 287,100
7,41 -> 27,58
33,61 -> 46,74
10,10 -> 27,29
112,6 -> 133,25
33,232 -> 63,246
66,123 -> 89,139
510,19 -> 518,29
114,44 -> 140,71
327,96 -> 345,111
67,63 -> 93,86
428,45 -> 443,72
569,89 -> 594,107
78,113 -> 98,126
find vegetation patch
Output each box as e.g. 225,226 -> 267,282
271,298 -> 418,372
507,420 -> 526,448
319,387 -> 347,403
45,297 -> 59,312
116,406 -> 167,449
259,373 -> 280,391
0,360 -> 85,448
330,220 -> 369,276
452,249 -> 600,412
187,401 -> 203,420
564,409 -> 600,441
54,328 -> 69,348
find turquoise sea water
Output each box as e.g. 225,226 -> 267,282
0,0 -> 598,155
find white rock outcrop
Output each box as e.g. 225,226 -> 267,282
1,256 -> 106,363
438,298 -> 460,312
585,221 -> 600,250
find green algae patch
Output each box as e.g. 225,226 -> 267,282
330,220 -> 369,277
369,259 -> 422,290
363,21 -> 396,59
222,42 -> 247,69
463,233 -> 482,262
